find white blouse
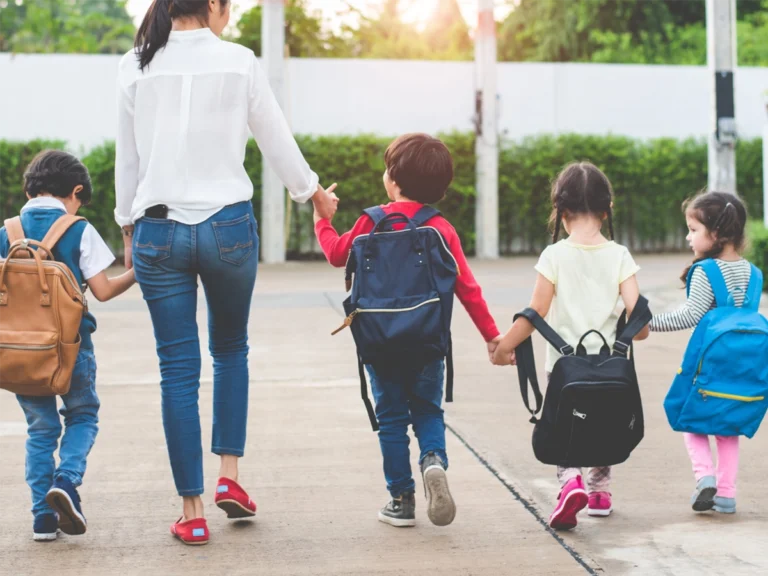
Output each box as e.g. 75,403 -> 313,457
115,28 -> 318,226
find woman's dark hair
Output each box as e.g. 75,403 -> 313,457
680,191 -> 748,283
384,133 -> 454,204
135,0 -> 229,71
549,162 -> 614,243
23,150 -> 93,206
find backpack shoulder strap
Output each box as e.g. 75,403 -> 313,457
613,295 -> 652,357
40,215 -> 87,252
689,259 -> 729,308
512,336 -> 544,422
411,206 -> 441,227
511,309 -> 572,421
4,217 -> 25,244
746,264 -> 764,311
362,207 -> 388,228
515,308 -> 574,356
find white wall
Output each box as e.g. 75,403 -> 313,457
0,54 -> 766,151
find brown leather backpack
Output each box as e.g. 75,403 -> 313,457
0,215 -> 88,396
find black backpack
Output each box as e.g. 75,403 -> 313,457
513,296 -> 652,468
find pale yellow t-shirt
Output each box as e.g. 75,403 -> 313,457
535,239 -> 640,372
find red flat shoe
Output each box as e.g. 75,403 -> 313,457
215,478 -> 257,518
170,517 -> 209,546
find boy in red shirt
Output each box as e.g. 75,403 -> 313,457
315,133 -> 500,527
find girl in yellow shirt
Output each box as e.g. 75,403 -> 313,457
493,162 -> 649,531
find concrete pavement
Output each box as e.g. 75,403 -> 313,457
1,255 -> 766,575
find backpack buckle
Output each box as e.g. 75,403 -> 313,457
613,340 -> 629,356
559,345 -> 574,356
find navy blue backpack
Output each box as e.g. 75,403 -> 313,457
664,259 -> 768,438
333,206 -> 458,430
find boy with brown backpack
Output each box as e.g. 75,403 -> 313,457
0,150 -> 135,541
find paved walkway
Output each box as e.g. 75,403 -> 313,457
1,256 -> 766,575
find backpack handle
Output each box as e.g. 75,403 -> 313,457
576,330 -> 610,356
364,212 -> 426,258
370,212 -> 417,235
0,240 -> 52,306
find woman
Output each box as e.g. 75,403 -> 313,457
115,0 -> 337,545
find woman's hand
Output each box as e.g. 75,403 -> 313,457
312,183 -> 339,221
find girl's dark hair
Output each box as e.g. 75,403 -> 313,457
135,0 -> 229,71
680,191 -> 748,283
549,162 -> 615,243
23,150 -> 93,206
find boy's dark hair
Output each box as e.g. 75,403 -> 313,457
680,191 -> 748,283
24,150 -> 93,207
549,162 -> 614,243
384,133 -> 454,204
136,0 -> 230,71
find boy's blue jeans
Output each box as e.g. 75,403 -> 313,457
366,359 -> 448,497
16,348 -> 99,518
132,202 -> 258,496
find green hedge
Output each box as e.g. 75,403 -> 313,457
747,221 -> 768,293
0,135 -> 764,256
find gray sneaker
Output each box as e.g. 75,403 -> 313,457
691,476 -> 717,512
378,492 -> 416,527
421,452 -> 456,526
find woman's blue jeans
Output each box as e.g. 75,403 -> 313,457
133,202 -> 258,496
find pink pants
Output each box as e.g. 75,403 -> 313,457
683,433 -> 740,498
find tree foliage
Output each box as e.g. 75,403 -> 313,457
1,0 -> 134,54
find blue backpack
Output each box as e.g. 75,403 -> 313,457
333,206 -> 458,430
664,259 -> 768,438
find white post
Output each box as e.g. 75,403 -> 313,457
706,0 -> 738,194
261,0 -> 286,263
763,94 -> 768,227
474,0 -> 499,259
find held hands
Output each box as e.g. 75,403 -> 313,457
313,183 -> 339,223
490,335 -> 517,366
487,335 -> 502,363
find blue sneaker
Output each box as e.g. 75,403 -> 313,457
691,475 -> 717,512
33,513 -> 59,542
46,477 -> 87,535
713,496 -> 736,514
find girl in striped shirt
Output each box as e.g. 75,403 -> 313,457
651,192 -> 752,514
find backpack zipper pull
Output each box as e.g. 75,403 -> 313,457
331,310 -> 359,335
573,409 -> 587,420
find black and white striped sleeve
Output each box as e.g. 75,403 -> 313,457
650,268 -> 714,332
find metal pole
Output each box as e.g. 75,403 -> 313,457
706,0 -> 738,194
261,0 -> 286,263
474,0 -> 499,259
763,95 -> 768,227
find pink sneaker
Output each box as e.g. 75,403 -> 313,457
549,476 -> 588,531
587,492 -> 612,517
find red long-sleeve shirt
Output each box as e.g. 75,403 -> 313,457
315,202 -> 500,342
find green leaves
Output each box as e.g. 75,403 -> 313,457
498,0 -> 768,66
232,0 -> 473,61
4,0 -> 134,55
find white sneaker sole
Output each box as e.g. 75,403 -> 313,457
377,512 -> 416,527
33,532 -> 57,542
423,465 -> 456,527
46,488 -> 87,536
587,507 -> 612,517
